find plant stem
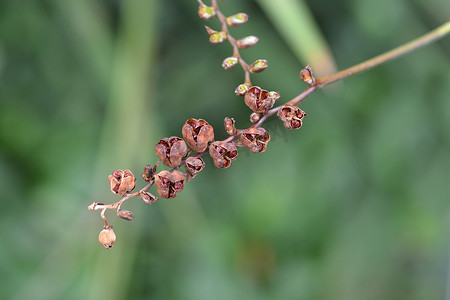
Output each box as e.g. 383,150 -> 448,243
316,21 -> 450,86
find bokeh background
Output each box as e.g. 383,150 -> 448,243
0,0 -> 449,299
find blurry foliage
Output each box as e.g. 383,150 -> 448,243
0,0 -> 449,299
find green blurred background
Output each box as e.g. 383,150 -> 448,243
0,0 -> 449,299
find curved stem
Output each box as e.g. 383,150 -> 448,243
316,21 -> 450,87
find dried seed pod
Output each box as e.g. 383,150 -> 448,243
117,209 -> 134,221
236,35 -> 259,49
249,59 -> 268,74
277,105 -> 307,129
98,226 -> 116,249
154,170 -> 186,199
226,13 -> 249,27
222,56 -> 239,70
224,117 -> 237,135
140,190 -> 158,204
185,157 -> 205,181
108,170 -> 136,196
197,1 -> 215,21
249,112 -> 261,124
155,136 -> 188,168
209,141 -> 238,168
244,86 -> 276,113
239,127 -> 270,153
182,118 -> 214,152
142,162 -> 158,182
299,65 -> 316,86
235,83 -> 250,96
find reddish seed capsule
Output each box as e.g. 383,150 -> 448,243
277,105 -> 307,129
154,170 -> 186,199
140,190 -> 158,204
209,141 -> 238,168
244,86 -> 277,113
239,127 -> 270,153
155,137 -> 188,168
185,157 -> 205,181
108,170 -> 136,196
182,118 -> 214,152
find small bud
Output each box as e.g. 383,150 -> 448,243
155,136 -> 188,168
226,13 -> 249,27
117,209 -> 134,221
299,65 -> 316,86
185,157 -> 206,181
155,170 -> 186,199
140,190 -> 158,204
222,56 -> 239,70
108,170 -> 136,196
249,112 -> 261,124
235,83 -> 250,96
236,35 -> 259,49
224,117 -> 237,135
209,141 -> 238,168
249,59 -> 268,74
244,86 -> 276,113
277,105 -> 307,129
98,226 -> 116,249
268,91 -> 280,102
182,118 -> 214,152
239,127 -> 270,153
197,1 -> 216,21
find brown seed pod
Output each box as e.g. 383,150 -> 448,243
182,118 -> 214,152
108,170 -> 136,196
239,127 -> 270,153
209,141 -> 238,168
224,117 -> 237,135
155,137 -> 188,168
154,170 -> 186,199
117,209 -> 134,221
277,105 -> 307,129
185,157 -> 206,181
244,86 -> 277,113
249,112 -> 261,124
98,226 -> 116,249
299,65 -> 316,86
140,190 -> 158,204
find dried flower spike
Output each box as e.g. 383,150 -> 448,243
155,137 -> 188,168
209,141 -> 238,168
108,170 -> 136,196
185,157 -> 206,181
239,127 -> 270,153
155,170 -> 186,199
226,13 -> 249,27
236,36 -> 259,49
299,65 -> 316,86
222,56 -> 239,70
182,118 -> 214,152
249,59 -> 268,74
277,105 -> 307,129
98,226 -> 116,249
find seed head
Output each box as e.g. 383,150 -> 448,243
185,157 -> 206,181
108,170 -> 136,196
239,127 -> 270,153
244,86 -> 277,113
